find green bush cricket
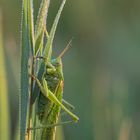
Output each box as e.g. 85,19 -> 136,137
29,39 -> 79,140
25,0 -> 79,139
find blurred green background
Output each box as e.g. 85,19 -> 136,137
1,0 -> 140,140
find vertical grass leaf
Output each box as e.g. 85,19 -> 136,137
20,0 -> 30,139
35,0 -> 50,55
27,0 -> 35,54
44,0 -> 66,59
0,11 -> 10,140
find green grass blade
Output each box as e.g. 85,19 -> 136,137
20,0 -> 30,139
44,0 -> 66,59
35,0 -> 50,55
27,0 -> 35,54
0,11 -> 10,140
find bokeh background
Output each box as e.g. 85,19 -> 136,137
1,0 -> 140,140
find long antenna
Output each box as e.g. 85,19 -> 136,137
58,38 -> 73,58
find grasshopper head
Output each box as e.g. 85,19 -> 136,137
51,58 -> 63,76
45,58 -> 63,80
